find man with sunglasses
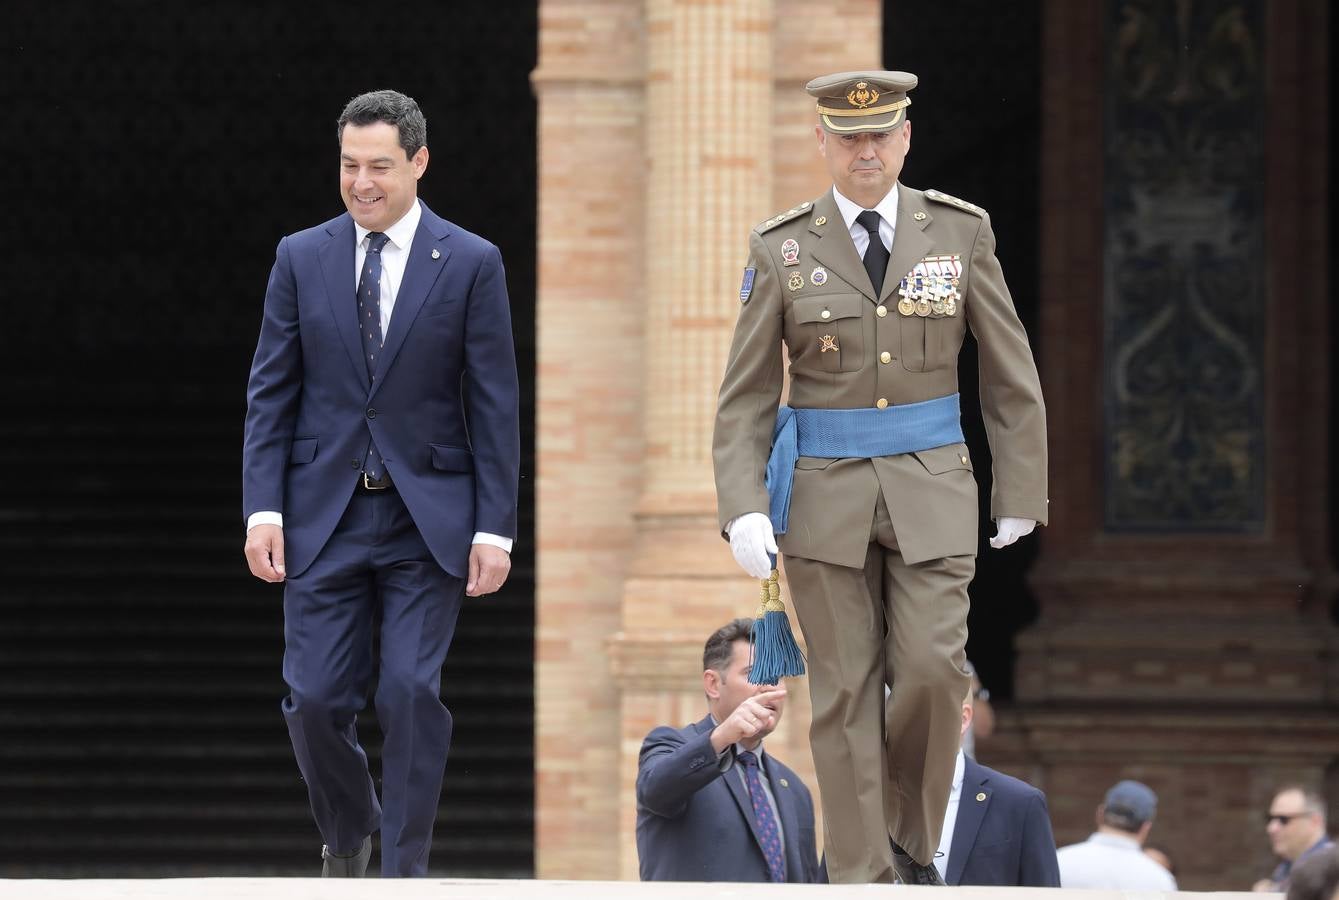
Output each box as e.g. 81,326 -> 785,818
1253,786 -> 1334,892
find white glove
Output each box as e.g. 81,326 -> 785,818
989,516 -> 1036,549
727,512 -> 778,579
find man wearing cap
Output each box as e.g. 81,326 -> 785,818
1056,780 -> 1177,891
712,71 -> 1047,885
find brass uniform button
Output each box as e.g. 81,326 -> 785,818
876,398 -> 889,410
876,305 -> 888,317
880,351 -> 892,364
820,309 -> 831,319
960,454 -> 969,464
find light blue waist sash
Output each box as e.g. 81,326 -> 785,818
765,394 -> 964,535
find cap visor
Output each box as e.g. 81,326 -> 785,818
820,107 -> 905,134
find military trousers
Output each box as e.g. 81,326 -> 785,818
783,492 -> 972,884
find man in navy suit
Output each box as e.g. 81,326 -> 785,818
936,682 -> 1060,887
242,89 -> 519,877
636,619 -> 823,883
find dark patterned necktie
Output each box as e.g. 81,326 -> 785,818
357,232 -> 391,481
856,209 -> 889,294
737,750 -> 786,883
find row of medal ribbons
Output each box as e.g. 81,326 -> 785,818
897,254 -> 961,318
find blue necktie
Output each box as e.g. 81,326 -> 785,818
737,750 -> 786,883
357,232 -> 391,481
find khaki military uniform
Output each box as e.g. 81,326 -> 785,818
712,183 -> 1047,882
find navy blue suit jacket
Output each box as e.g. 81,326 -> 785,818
947,755 -> 1061,887
243,201 -> 519,578
635,716 -> 822,883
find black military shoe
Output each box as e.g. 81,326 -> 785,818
891,843 -> 946,886
321,835 -> 371,877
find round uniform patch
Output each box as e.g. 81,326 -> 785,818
810,267 -> 828,286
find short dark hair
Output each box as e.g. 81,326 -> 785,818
703,618 -> 753,673
336,89 -> 427,160
1275,785 -> 1328,826
1287,847 -> 1339,900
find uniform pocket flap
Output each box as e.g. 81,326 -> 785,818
290,437 -> 317,465
430,443 -> 474,472
792,294 -> 865,325
913,443 -> 972,475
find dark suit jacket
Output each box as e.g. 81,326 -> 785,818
636,716 -> 822,883
946,755 -> 1060,887
243,201 -> 519,578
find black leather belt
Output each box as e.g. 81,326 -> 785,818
357,471 -> 394,492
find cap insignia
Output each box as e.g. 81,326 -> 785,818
847,81 -> 880,109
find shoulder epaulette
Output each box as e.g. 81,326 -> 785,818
924,189 -> 986,218
755,200 -> 814,234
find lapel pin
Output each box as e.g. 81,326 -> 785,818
779,778 -> 789,788
810,267 -> 828,286
814,215 -> 827,227
976,792 -> 987,802
431,249 -> 441,260
913,211 -> 927,221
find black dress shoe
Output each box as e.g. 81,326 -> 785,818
891,843 -> 946,886
321,835 -> 371,877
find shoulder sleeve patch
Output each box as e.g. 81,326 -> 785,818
739,266 -> 756,303
754,199 -> 814,234
924,189 -> 986,218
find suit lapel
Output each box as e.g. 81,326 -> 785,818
809,192 -> 878,303
947,756 -> 991,886
318,215 -> 371,392
370,203 -> 452,399
883,183 -> 934,304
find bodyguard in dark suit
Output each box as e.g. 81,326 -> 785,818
636,619 -> 822,883
242,90 -> 519,877
937,682 -> 1060,887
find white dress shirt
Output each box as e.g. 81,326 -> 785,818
248,200 -> 511,553
831,184 -> 900,257
933,749 -> 966,881
1057,831 -> 1178,891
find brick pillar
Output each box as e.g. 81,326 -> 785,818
532,1 -> 647,879
610,0 -> 776,880
535,0 -> 881,879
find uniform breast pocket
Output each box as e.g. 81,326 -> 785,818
789,294 -> 866,373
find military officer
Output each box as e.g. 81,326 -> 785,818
712,70 -> 1048,885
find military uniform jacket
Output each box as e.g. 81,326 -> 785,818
712,185 -> 1047,567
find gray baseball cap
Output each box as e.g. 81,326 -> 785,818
1104,780 -> 1158,827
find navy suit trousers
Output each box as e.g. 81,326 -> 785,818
280,487 -> 464,877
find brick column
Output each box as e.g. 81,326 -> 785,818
535,0 -> 881,879
532,1 -> 647,879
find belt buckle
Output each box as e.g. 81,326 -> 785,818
361,472 -> 389,491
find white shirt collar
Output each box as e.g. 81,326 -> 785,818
948,748 -> 965,797
832,184 -> 900,234
354,198 -> 421,251
1087,831 -> 1144,852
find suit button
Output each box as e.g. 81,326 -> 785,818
876,398 -> 889,409
876,305 -> 888,317
880,351 -> 892,364
366,408 -> 376,419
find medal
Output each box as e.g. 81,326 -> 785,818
787,272 -> 804,292
810,267 -> 828,286
781,238 -> 800,266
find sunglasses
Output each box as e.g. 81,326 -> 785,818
1265,812 -> 1311,826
